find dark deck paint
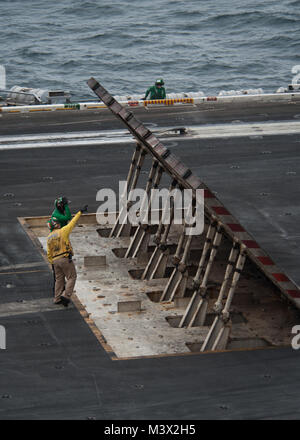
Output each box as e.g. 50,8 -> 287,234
0,101 -> 300,419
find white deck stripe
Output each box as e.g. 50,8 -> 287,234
188,120 -> 300,139
1,120 -> 300,150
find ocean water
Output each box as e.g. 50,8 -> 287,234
1,0 -> 300,100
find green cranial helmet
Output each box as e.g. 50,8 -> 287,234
47,217 -> 60,232
54,196 -> 68,209
54,197 -> 63,209
155,78 -> 164,86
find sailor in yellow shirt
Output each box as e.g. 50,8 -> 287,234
47,205 -> 88,306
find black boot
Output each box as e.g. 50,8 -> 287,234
61,296 -> 70,307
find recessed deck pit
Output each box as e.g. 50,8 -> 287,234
19,213 -> 300,360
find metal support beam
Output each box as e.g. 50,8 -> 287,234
125,165 -> 164,258
179,224 -> 223,327
160,217 -> 194,301
171,223 -> 186,267
213,240 -> 240,314
110,144 -> 147,237
191,220 -> 217,288
142,179 -> 177,280
201,245 -> 247,351
153,178 -> 178,245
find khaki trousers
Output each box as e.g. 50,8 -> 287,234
53,257 -> 77,303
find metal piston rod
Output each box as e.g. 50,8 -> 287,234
179,223 -> 223,328
142,178 -> 178,280
213,240 -> 240,314
201,245 -> 247,351
153,178 -> 178,246
191,220 -> 218,289
171,224 -> 186,267
125,165 -> 164,258
160,201 -> 195,302
110,144 -> 147,238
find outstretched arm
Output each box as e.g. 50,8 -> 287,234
61,211 -> 82,239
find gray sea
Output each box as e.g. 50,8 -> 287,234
1,0 -> 300,100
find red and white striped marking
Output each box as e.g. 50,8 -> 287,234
203,188 -> 300,306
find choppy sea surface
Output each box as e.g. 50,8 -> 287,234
1,0 -> 300,100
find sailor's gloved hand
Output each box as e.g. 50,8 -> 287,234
80,205 -> 88,213
61,196 -> 68,206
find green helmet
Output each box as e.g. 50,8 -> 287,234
155,78 -> 164,86
54,196 -> 68,209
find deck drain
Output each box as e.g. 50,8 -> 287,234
25,319 -> 40,325
3,193 -> 14,198
40,342 -> 52,347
